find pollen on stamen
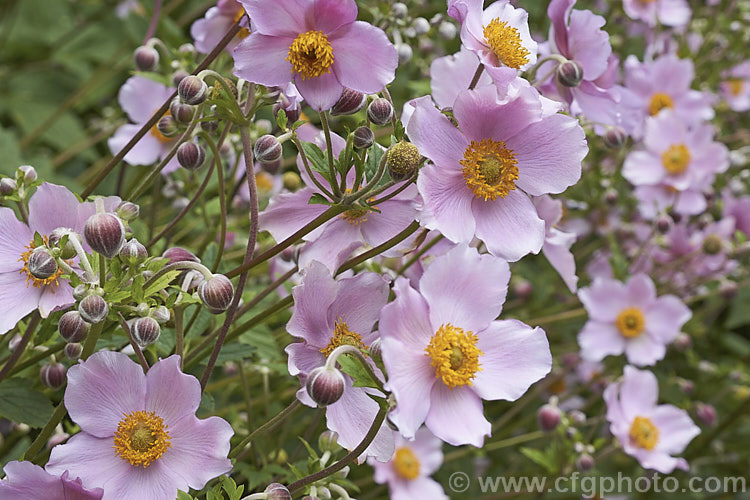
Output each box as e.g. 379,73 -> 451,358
287,30 -> 335,80
424,323 -> 483,389
482,18 -> 531,69
460,138 -> 519,201
113,410 -> 171,468
320,317 -> 367,356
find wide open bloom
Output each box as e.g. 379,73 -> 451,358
533,195 -> 578,293
107,76 -> 181,174
0,183 -> 120,334
622,0 -> 691,27
380,245 -> 551,446
604,366 -> 700,473
46,352 -> 233,500
719,60 -> 750,112
190,0 -> 250,54
407,86 -> 586,261
232,0 -> 397,111
0,461 -> 103,500
578,274 -> 691,366
285,261 -> 394,461
368,427 -> 448,500
448,0 -> 537,71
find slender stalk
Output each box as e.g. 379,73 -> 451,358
367,173 -> 417,206
292,135 -> 335,200
444,430 -> 544,462
7,342 -> 65,377
318,111 -> 341,198
142,261 -> 213,291
143,0 -> 162,43
468,62 -> 485,90
0,313 -> 40,382
527,307 -> 586,327
335,221 -> 420,275
229,399 -> 302,458
16,201 -> 29,224
22,402 -> 68,461
197,127 -> 231,272
396,234 -> 442,276
117,313 -> 149,372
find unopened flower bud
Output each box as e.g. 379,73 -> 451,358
134,45 -> 159,71
78,294 -> 109,324
85,212 -> 125,258
28,248 -> 58,280
260,158 -> 282,174
282,172 -> 302,191
265,483 -> 292,500
41,363 -> 67,390
306,366 -> 346,406
163,246 -> 200,263
254,135 -> 283,164
120,239 -> 147,264
392,2 -> 408,17
64,342 -> 83,360
273,100 -> 301,124
387,141 -> 420,180
201,117 -> 219,132
318,430 -> 340,452
331,88 -> 367,116
199,274 -> 234,313
538,404 -> 562,432
18,165 -> 37,183
513,279 -> 533,300
603,127 -> 627,149
367,98 -> 394,126
353,126 -> 374,149
556,60 -> 584,87
172,69 -> 189,87
438,21 -> 457,39
673,332 -> 691,351
368,338 -> 382,364
656,214 -> 672,234
696,403 -> 717,426
73,284 -> 88,301
0,178 -> 17,195
576,453 -> 595,471
413,17 -> 430,35
177,142 -> 206,170
157,115 -> 179,138
178,75 -> 208,105
48,228 -> 81,260
397,43 -> 413,64
719,280 -> 738,298
151,305 -> 170,324
170,99 -> 195,124
59,311 -> 89,343
131,316 -> 161,347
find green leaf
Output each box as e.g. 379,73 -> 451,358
299,141 -> 330,181
177,491 -> 195,500
0,379 -> 55,428
520,447 -> 556,473
276,108 -> 288,130
144,270 -> 181,298
364,144 -> 385,182
393,119 -> 406,141
337,353 -> 380,389
298,436 -> 319,461
727,286 -> 750,328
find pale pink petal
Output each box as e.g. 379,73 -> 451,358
330,271 -> 389,337
425,383 -> 490,447
0,208 -> 32,273
287,261 -> 337,346
378,277 -> 433,350
108,124 -> 163,166
0,272 -> 43,335
28,183 -> 83,237
330,21 -> 397,93
258,188 -> 329,242
578,278 -> 628,322
644,295 -> 690,344
406,96 -> 468,169
417,165 -> 477,243
145,356 -> 202,426
38,284 -> 75,318
118,76 -> 173,124
232,34 -> 294,87
625,273 -> 657,308
578,320 -> 626,362
453,86 -> 541,144
398,477 -> 448,500
314,0 -> 358,33
285,342 -> 326,376
619,366 -> 658,421
624,333 -> 666,366
649,405 -> 700,454
295,70 -> 344,111
238,0 -> 309,37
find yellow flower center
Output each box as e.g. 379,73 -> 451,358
18,237 -> 64,291
629,416 -> 659,450
287,30 -> 335,80
320,318 -> 366,357
482,18 -> 530,69
661,144 -> 691,175
232,8 -> 251,39
393,446 -> 420,480
255,172 -> 275,193
726,78 -> 744,97
113,411 -> 171,468
648,92 -> 674,116
150,110 -> 172,144
460,138 -> 519,201
425,323 -> 483,388
615,307 -> 645,338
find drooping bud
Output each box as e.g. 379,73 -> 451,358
306,366 -> 346,406
352,126 -> 374,149
73,284 -> 88,301
169,98 -> 195,124
150,305 -> 171,324
84,212 -> 125,258
0,178 -> 17,195
318,430 -> 341,452
18,165 -> 37,183
260,158 -> 283,175
265,483 -> 292,500
58,311 -> 89,343
253,135 -> 283,164
116,202 -> 139,222
41,363 -> 67,390
172,70 -> 189,87
368,338 -> 382,364
367,98 -> 394,126
576,454 -> 595,472
157,115 -> 179,138
119,238 -> 148,264
282,172 -> 302,191
64,342 -> 83,360
556,60 -> 584,87
199,274 -> 234,313
178,75 -> 208,105
177,142 -> 206,170
78,294 -> 109,324
386,141 -> 420,180
537,404 -> 562,432
331,88 -> 367,116
48,228 -> 81,260
603,126 -> 627,149
656,214 -> 672,234
696,403 -> 716,427
163,246 -> 200,264
134,45 -> 159,71
28,248 -> 58,280
131,316 -> 161,347
273,100 -> 301,124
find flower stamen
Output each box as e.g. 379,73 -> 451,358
425,323 -> 482,388
629,416 -> 659,450
482,18 -> 530,69
661,144 -> 690,175
615,307 -> 645,338
461,138 -> 519,201
287,31 -> 335,80
393,447 -> 420,480
113,410 -> 171,468
648,92 -> 673,116
321,318 -> 366,356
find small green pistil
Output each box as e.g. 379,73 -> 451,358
130,425 -> 156,452
479,158 -> 503,186
449,347 -> 464,371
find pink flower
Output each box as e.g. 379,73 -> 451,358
285,262 -> 394,461
604,366 -> 700,473
46,352 -> 234,500
368,428 -> 448,500
578,274 -> 691,366
380,245 -> 551,446
407,86 -> 586,261
190,0 -> 250,54
0,183 -> 120,334
232,0 -> 397,111
622,0 -> 691,26
719,60 -> 750,112
0,461 -> 103,500
533,195 -> 578,292
107,76 -> 181,174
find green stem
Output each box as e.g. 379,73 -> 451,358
22,401 -> 68,461
527,307 -> 586,327
0,313 -> 40,382
335,220 -> 420,275
229,399 -> 302,458
319,111 -> 341,198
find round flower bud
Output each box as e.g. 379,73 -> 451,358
131,316 -> 161,347
438,21 -> 457,39
678,379 -> 693,394
18,165 -> 37,183
273,100 -> 301,124
41,363 -> 67,390
64,342 -> 83,360
413,17 -> 430,35
178,75 -> 208,105
367,98 -> 394,126
397,43 -> 413,64
306,366 -> 346,406
0,177 -> 17,195
150,305 -> 171,324
169,98 -> 195,124
201,118 -> 219,133
172,69 -> 189,87
556,60 -> 584,87
656,215 -> 672,234
537,404 -> 562,432
352,126 -> 375,149
673,332 -> 691,351
58,311 -> 89,343
254,135 -> 283,164
177,142 -> 206,170
157,115 -> 179,138
702,234 -> 723,255
719,280 -> 738,299
48,228 -> 81,260
569,410 -> 586,425
331,88 -> 367,116
576,453 -> 595,472
265,483 -> 291,500
163,246 -> 200,264
199,274 -> 235,313
392,2 -> 408,17
386,141 -> 420,180
282,172 -> 302,191
84,212 -> 125,258
72,284 -> 88,301
134,45 -> 159,71
78,294 -> 109,324
28,248 -> 58,280
603,127 -> 627,149
318,430 -> 341,452
120,238 -> 148,264
368,338 -> 382,364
